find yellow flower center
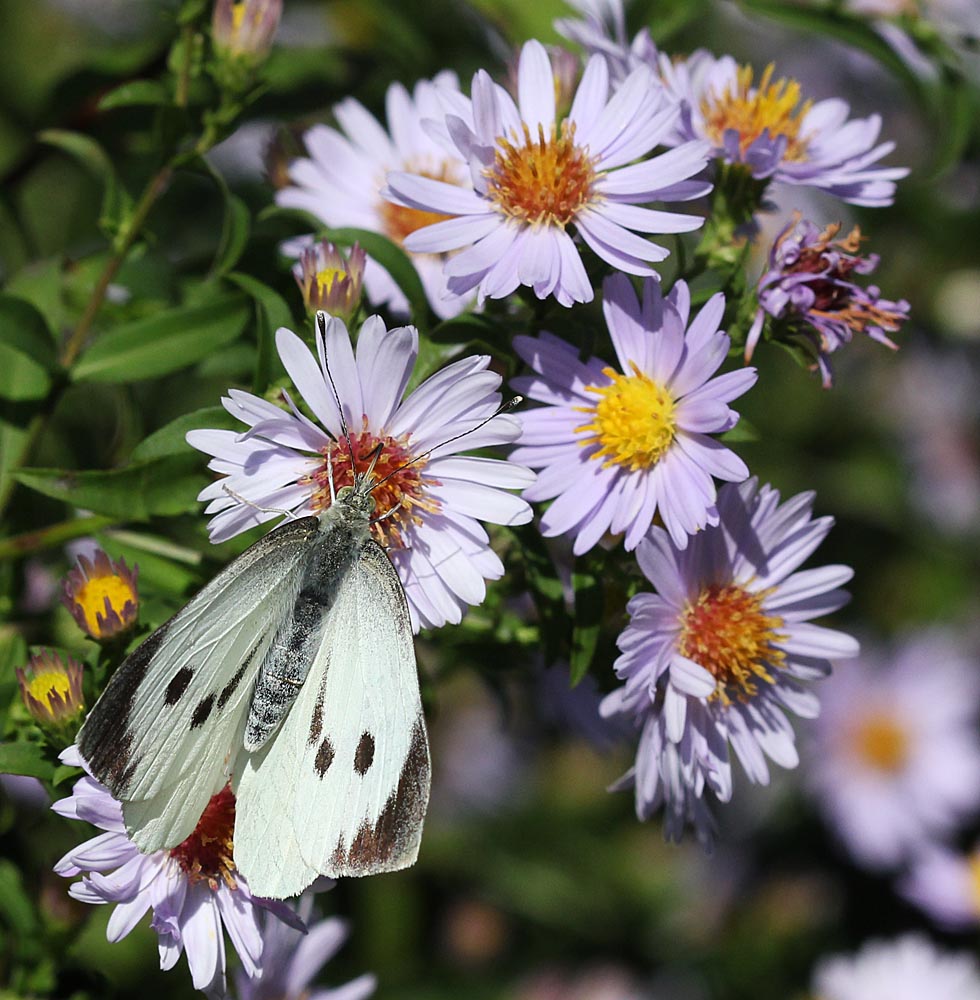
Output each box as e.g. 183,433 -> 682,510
380,162 -> 460,246
26,671 -> 71,707
701,63 -> 813,163
315,267 -> 345,295
678,584 -> 786,702
485,121 -> 598,227
850,713 -> 908,772
73,575 -> 138,638
577,365 -> 677,470
230,1 -> 246,31
304,424 -> 440,550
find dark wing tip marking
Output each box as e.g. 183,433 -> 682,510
314,736 -> 335,777
80,619 -> 172,795
190,692 -> 216,729
164,666 -> 194,706
334,719 -> 430,875
354,732 -> 375,775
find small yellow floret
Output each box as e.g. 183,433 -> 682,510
315,267 -> 345,295
73,576 -> 137,638
26,671 -> 72,708
577,366 -> 676,471
701,63 -> 813,163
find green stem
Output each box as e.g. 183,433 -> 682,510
60,165 -> 173,369
0,515 -> 117,559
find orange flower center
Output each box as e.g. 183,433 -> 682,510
304,425 -> 439,549
170,787 -> 237,889
380,161 -> 461,246
850,713 -> 909,772
701,63 -> 813,163
678,584 -> 785,702
485,121 -> 598,227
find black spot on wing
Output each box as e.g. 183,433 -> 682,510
164,666 -> 194,706
190,692 -> 216,729
217,663 -> 248,710
308,687 -> 324,746
79,619 -> 173,795
332,718 -> 430,875
314,736 -> 334,777
354,732 -> 375,775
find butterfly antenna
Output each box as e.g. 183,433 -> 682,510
370,396 -> 522,494
316,311 -> 358,482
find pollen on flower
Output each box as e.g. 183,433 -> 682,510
170,786 -> 238,890
576,366 -> 677,470
62,550 -> 139,641
701,63 -> 813,162
380,161 -> 461,246
850,713 -> 909,772
678,584 -> 786,702
485,121 -> 598,227
304,423 -> 440,549
967,851 -> 980,912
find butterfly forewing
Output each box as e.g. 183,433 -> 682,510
78,516 -> 320,853
234,539 -> 430,898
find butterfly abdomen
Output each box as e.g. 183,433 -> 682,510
243,502 -> 372,753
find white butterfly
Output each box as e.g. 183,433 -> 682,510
78,406 -> 432,900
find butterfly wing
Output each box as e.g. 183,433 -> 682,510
78,516 -> 320,853
234,539 -> 430,899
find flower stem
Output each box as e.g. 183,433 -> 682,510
0,515 -> 117,560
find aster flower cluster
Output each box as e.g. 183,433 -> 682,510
2,0 -> 940,995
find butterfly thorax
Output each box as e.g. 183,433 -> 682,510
244,485 -> 377,753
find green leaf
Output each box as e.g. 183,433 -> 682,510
0,633 -> 27,734
0,859 -> 39,937
131,405 -> 241,462
719,416 -> 759,443
569,559 -> 603,687
98,79 -> 170,111
0,295 -> 59,401
212,192 -> 251,278
227,272 -> 294,393
72,294 -> 250,382
37,128 -> 131,239
0,743 -> 54,781
14,454 -> 204,520
52,763 -> 81,788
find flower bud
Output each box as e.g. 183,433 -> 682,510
62,550 -> 139,642
17,651 -> 85,733
212,0 -> 282,63
293,241 -> 366,323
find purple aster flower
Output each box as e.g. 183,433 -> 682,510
804,632 -> 980,870
899,844 -> 980,931
236,893 -> 376,1000
53,747 -> 302,997
747,215 -> 909,387
812,935 -> 980,1000
600,478 -> 859,844
511,275 -> 757,553
385,40 -> 712,307
276,73 -> 476,320
186,314 -> 534,631
666,53 -> 908,206
554,0 -> 659,85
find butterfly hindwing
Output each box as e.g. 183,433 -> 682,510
78,516 -> 320,853
234,539 -> 430,898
